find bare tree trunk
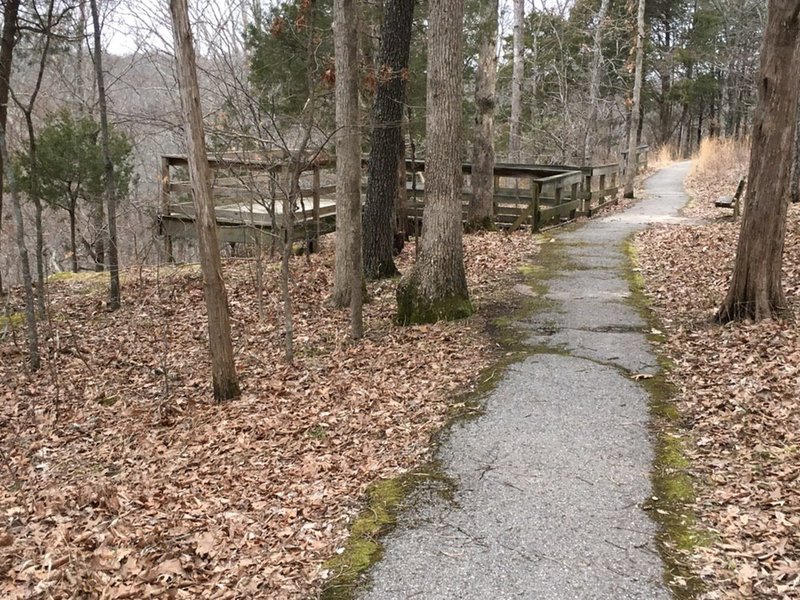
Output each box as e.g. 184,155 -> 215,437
624,0 -> 646,198
281,166 -> 295,363
272,0 -> 319,362
169,0 -> 240,401
0,128 -> 39,370
69,206 -> 78,273
92,202 -> 105,271
467,0 -> 498,231
90,0 -> 120,309
0,0 -> 20,297
397,0 -> 472,324
792,95 -> 800,203
508,0 -> 524,161
362,0 -> 415,279
332,0 -> 363,336
395,111 -> 410,245
13,0 -> 56,318
20,112 -> 46,316
76,0 -> 86,113
717,0 -> 800,323
583,0 -> 611,166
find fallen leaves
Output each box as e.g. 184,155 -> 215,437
0,231 -> 537,598
635,173 -> 800,599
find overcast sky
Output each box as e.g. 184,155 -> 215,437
102,0 -> 564,57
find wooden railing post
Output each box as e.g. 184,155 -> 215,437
598,173 -> 607,203
584,171 -> 593,213
532,179 -> 541,233
491,174 -> 499,216
571,182 -> 579,219
161,156 -> 175,263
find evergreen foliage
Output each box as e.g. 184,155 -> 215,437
14,110 -> 134,215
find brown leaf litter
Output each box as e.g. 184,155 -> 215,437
635,169 -> 800,599
0,231 -> 537,599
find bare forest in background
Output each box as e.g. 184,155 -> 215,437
0,0 -> 770,291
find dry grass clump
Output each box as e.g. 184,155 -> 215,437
691,137 -> 749,180
685,138 -> 750,219
650,142 -> 681,170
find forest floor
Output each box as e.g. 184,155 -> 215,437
634,140 -> 800,598
0,229 -> 543,598
7,150 -> 797,600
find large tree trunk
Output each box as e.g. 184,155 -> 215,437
332,0 -> 363,337
169,0 -> 240,401
396,0 -> 472,325
583,0 -> 611,166
0,128 -> 39,370
624,0 -> 646,198
362,0 -> 415,279
331,0 -> 363,324
90,0 -> 120,309
717,0 -> 800,323
467,0 -> 498,230
0,0 -> 20,297
508,0 -> 524,161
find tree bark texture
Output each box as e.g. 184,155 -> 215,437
362,0 -> 415,279
583,0 -> 611,166
69,206 -> 78,273
397,0 -> 472,325
90,0 -> 120,309
717,0 -> 800,322
624,0 -> 646,198
331,0 -> 364,325
0,128 -> 39,370
22,115 -> 45,315
792,95 -> 800,204
281,165 -> 296,362
169,0 -> 240,401
467,0 -> 498,230
76,0 -> 86,113
0,0 -> 19,297
657,16 -> 673,146
508,0 -> 524,161
332,0 -> 363,336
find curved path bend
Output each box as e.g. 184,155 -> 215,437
358,162 -> 694,600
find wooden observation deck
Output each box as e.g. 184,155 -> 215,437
157,146 -> 649,246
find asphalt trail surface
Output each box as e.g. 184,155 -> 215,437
358,162 -> 693,600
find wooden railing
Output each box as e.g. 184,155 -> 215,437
159,153 -> 333,246
157,145 -> 649,244
619,144 -> 650,178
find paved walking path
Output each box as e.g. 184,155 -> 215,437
358,162 -> 694,600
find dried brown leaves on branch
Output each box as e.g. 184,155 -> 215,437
636,166 -> 800,598
0,232 -> 535,599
